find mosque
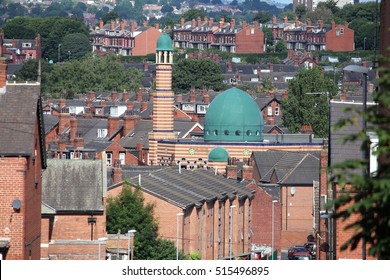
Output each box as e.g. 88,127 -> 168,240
148,33 -> 324,170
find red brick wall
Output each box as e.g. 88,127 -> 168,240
133,27 -> 161,56
280,186 -> 314,248
326,23 -> 354,52
48,242 -> 106,260
247,183 -> 282,256
0,118 -> 43,260
236,24 -> 264,54
41,214 -> 105,259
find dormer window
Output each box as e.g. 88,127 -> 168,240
22,42 -> 32,48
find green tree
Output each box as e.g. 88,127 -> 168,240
253,11 -> 271,24
275,39 -> 287,53
22,53 -> 143,97
281,67 -> 338,137
280,11 -> 296,21
305,6 -> 333,22
61,33 -> 91,61
317,0 -> 339,15
107,184 -> 182,260
295,4 -> 307,20
172,58 -> 226,93
182,9 -> 206,22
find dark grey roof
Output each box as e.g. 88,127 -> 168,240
118,119 -> 200,149
77,118 -> 108,143
330,101 -> 367,166
42,159 -> 104,212
43,115 -> 59,134
0,83 -> 41,155
253,150 -> 320,185
116,166 -> 254,209
84,139 -> 112,152
6,64 -> 23,75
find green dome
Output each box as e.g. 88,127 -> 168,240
208,147 -> 229,162
156,33 -> 173,51
204,87 -> 264,142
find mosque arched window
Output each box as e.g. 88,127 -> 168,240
214,130 -> 218,136
235,130 -> 241,136
224,130 -> 229,135
246,130 -> 252,136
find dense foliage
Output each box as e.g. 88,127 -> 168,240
2,16 -> 90,62
172,58 -> 226,93
15,54 -> 143,98
106,183 -> 184,260
281,67 -> 338,138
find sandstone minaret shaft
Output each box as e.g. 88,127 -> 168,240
148,33 -> 177,165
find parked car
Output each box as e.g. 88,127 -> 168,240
304,242 -> 317,259
288,245 -> 311,260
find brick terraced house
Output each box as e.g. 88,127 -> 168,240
0,58 -> 46,260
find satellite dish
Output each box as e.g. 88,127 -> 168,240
290,187 -> 296,196
12,199 -> 21,210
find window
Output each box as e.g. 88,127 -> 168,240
119,152 -> 125,165
267,107 -> 272,116
275,107 -> 280,116
336,30 -> 340,36
97,129 -> 107,138
340,28 -> 344,34
246,130 -> 252,136
106,152 -> 113,166
214,130 -> 218,136
235,130 -> 241,136
22,42 -> 32,48
224,130 -> 229,135
250,28 -> 255,34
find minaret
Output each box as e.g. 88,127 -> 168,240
148,33 -> 177,165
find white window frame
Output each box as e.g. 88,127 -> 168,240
119,152 -> 125,165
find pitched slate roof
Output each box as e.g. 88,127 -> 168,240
0,83 -> 42,156
42,159 -> 104,212
118,119 -> 200,149
330,100 -> 366,165
115,166 -> 254,209
253,150 -> 320,185
43,115 -> 59,134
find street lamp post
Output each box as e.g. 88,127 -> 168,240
98,237 -> 108,260
127,229 -> 136,260
229,205 -> 236,260
271,200 -> 278,260
343,64 -> 369,260
176,212 -> 184,260
364,37 -> 367,51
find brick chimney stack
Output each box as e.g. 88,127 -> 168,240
300,124 -> 313,134
209,18 -> 214,27
122,90 -> 129,102
242,20 -> 247,29
197,16 -> 202,28
242,165 -> 253,181
155,23 -> 159,30
0,58 -> 7,91
203,91 -> 210,103
70,117 -> 78,141
189,89 -> 196,102
269,63 -> 274,72
99,19 -> 104,29
180,18 -> 185,26
272,15 -> 277,24
284,17 -> 288,24
123,115 -> 140,135
126,101 -> 134,111
108,117 -> 120,137
136,88 -> 143,102
219,18 -> 224,29
112,164 -> 123,184
192,19 -> 196,28
231,18 -> 235,29
295,17 -> 299,27
110,20 -> 115,30
111,90 -> 118,101
319,20 -> 324,30
59,111 -> 71,134
88,91 -> 95,101
176,94 -> 183,103
143,59 -> 148,71
141,101 -> 148,111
